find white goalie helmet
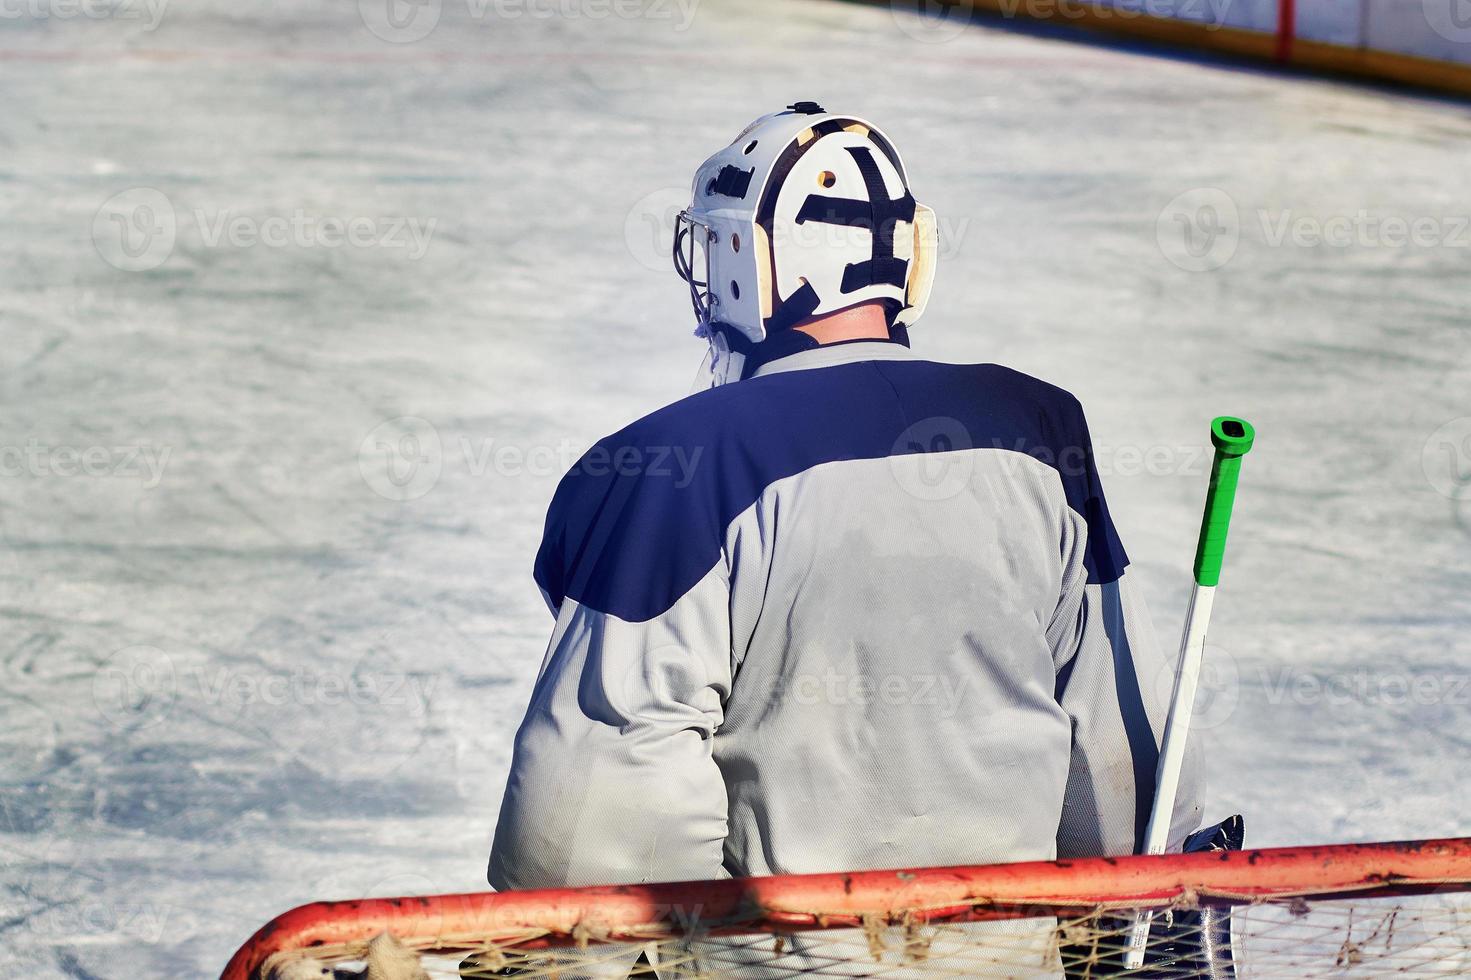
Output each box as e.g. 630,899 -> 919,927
675,102 -> 939,385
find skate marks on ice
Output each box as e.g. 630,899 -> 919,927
3,0 -> 1471,976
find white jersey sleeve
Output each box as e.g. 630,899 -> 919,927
488,565 -> 733,890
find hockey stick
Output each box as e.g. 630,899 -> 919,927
1124,416 -> 1256,969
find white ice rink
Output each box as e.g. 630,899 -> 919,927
3,0 -> 1470,975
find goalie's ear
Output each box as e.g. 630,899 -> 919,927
894,203 -> 938,329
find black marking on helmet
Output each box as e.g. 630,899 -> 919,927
794,195 -> 870,228
795,145 -> 915,294
755,118 -> 851,226
711,165 -> 755,199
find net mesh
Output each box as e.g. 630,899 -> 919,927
259,890 -> 1471,979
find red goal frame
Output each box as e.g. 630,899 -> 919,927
221,836 -> 1471,980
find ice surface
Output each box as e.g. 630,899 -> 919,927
1,0 -> 1469,976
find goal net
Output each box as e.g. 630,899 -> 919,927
222,837 -> 1471,979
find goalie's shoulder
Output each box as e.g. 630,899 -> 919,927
533,387 -> 751,621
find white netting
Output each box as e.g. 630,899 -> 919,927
260,891 -> 1471,979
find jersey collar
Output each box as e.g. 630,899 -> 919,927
751,339 -> 920,379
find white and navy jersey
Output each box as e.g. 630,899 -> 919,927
488,341 -> 1202,892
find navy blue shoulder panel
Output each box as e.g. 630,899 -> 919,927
535,360 -> 1127,622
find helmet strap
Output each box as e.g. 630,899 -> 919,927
763,280 -> 821,335
734,324 -> 820,380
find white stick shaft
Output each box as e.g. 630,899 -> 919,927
1124,582 -> 1217,967
1142,582 -> 1215,855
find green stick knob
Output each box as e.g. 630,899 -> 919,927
1193,417 -> 1255,587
